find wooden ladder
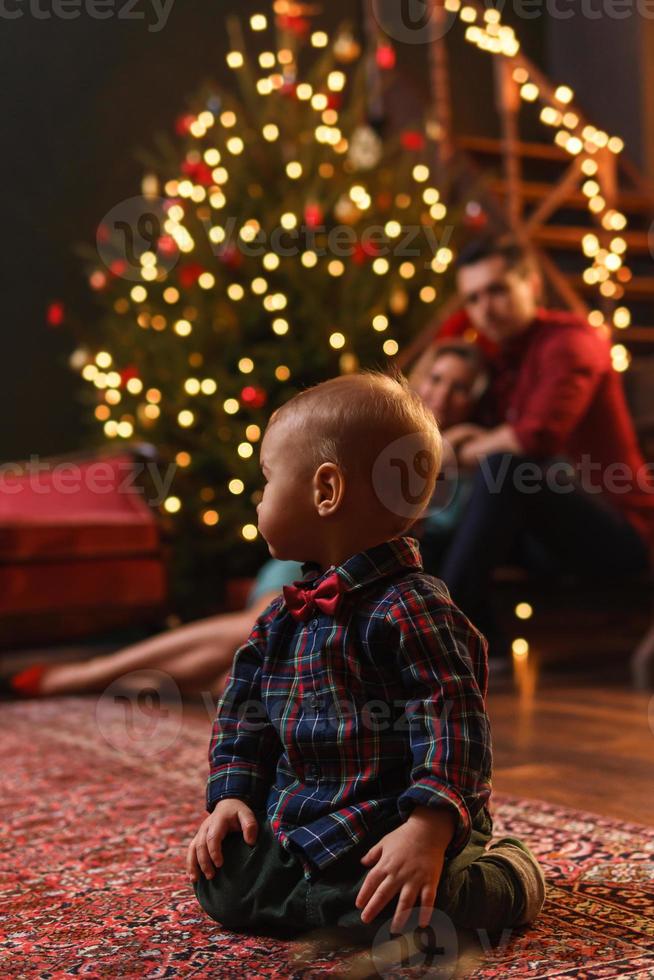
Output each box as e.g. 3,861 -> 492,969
394,0 -> 654,371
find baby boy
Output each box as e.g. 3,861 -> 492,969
187,368 -> 545,942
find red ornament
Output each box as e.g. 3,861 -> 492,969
219,246 -> 243,271
241,386 -> 267,409
280,81 -> 298,99
353,237 -> 382,265
401,130 -> 426,151
304,203 -> 324,228
376,45 -> 396,70
326,93 -> 342,111
157,235 -> 177,257
175,114 -> 195,136
181,160 -> 214,186
109,259 -> 128,278
46,301 -> 65,327
464,202 -> 489,230
277,14 -> 310,36
178,263 -> 205,287
120,365 -> 139,385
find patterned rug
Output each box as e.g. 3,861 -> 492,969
1,695 -> 653,978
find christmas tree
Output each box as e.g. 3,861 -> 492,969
67,8 -> 456,610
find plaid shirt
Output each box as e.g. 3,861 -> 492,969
206,535 -> 492,880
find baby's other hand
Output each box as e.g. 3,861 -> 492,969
355,806 -> 456,933
186,798 -> 258,883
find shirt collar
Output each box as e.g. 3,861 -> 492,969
296,535 -> 423,597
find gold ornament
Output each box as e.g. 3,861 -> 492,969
339,352 -> 359,373
334,194 -> 360,224
390,288 -> 409,315
334,32 -> 361,63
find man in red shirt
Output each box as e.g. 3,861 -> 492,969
423,235 -> 654,659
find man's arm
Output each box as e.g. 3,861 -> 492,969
508,331 -> 604,457
206,598 -> 284,813
385,587 -> 492,857
457,330 -> 605,465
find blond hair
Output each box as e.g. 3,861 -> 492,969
268,367 -> 442,536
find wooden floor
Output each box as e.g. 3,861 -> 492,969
487,658 -> 654,825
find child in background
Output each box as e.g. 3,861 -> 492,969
187,368 -> 545,942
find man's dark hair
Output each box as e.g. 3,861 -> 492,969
454,234 -> 535,274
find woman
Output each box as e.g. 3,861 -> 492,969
4,342 -> 488,700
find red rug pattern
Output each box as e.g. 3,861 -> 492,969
1,696 -> 653,978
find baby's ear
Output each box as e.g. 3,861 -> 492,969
313,462 -> 345,514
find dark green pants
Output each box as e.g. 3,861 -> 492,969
193,808 -> 523,943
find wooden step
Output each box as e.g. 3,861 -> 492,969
567,274 -> 654,298
621,327 -> 654,344
489,179 -> 654,217
455,135 -> 569,162
531,225 -> 654,252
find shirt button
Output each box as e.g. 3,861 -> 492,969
310,618 -> 319,629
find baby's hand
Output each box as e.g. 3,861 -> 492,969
186,798 -> 258,882
355,806 -> 456,933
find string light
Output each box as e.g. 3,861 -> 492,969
512,638 -> 529,658
327,71 -> 346,92
174,319 -> 192,337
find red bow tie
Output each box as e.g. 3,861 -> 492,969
282,570 -> 344,622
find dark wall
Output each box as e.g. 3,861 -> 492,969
546,11 -> 645,168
